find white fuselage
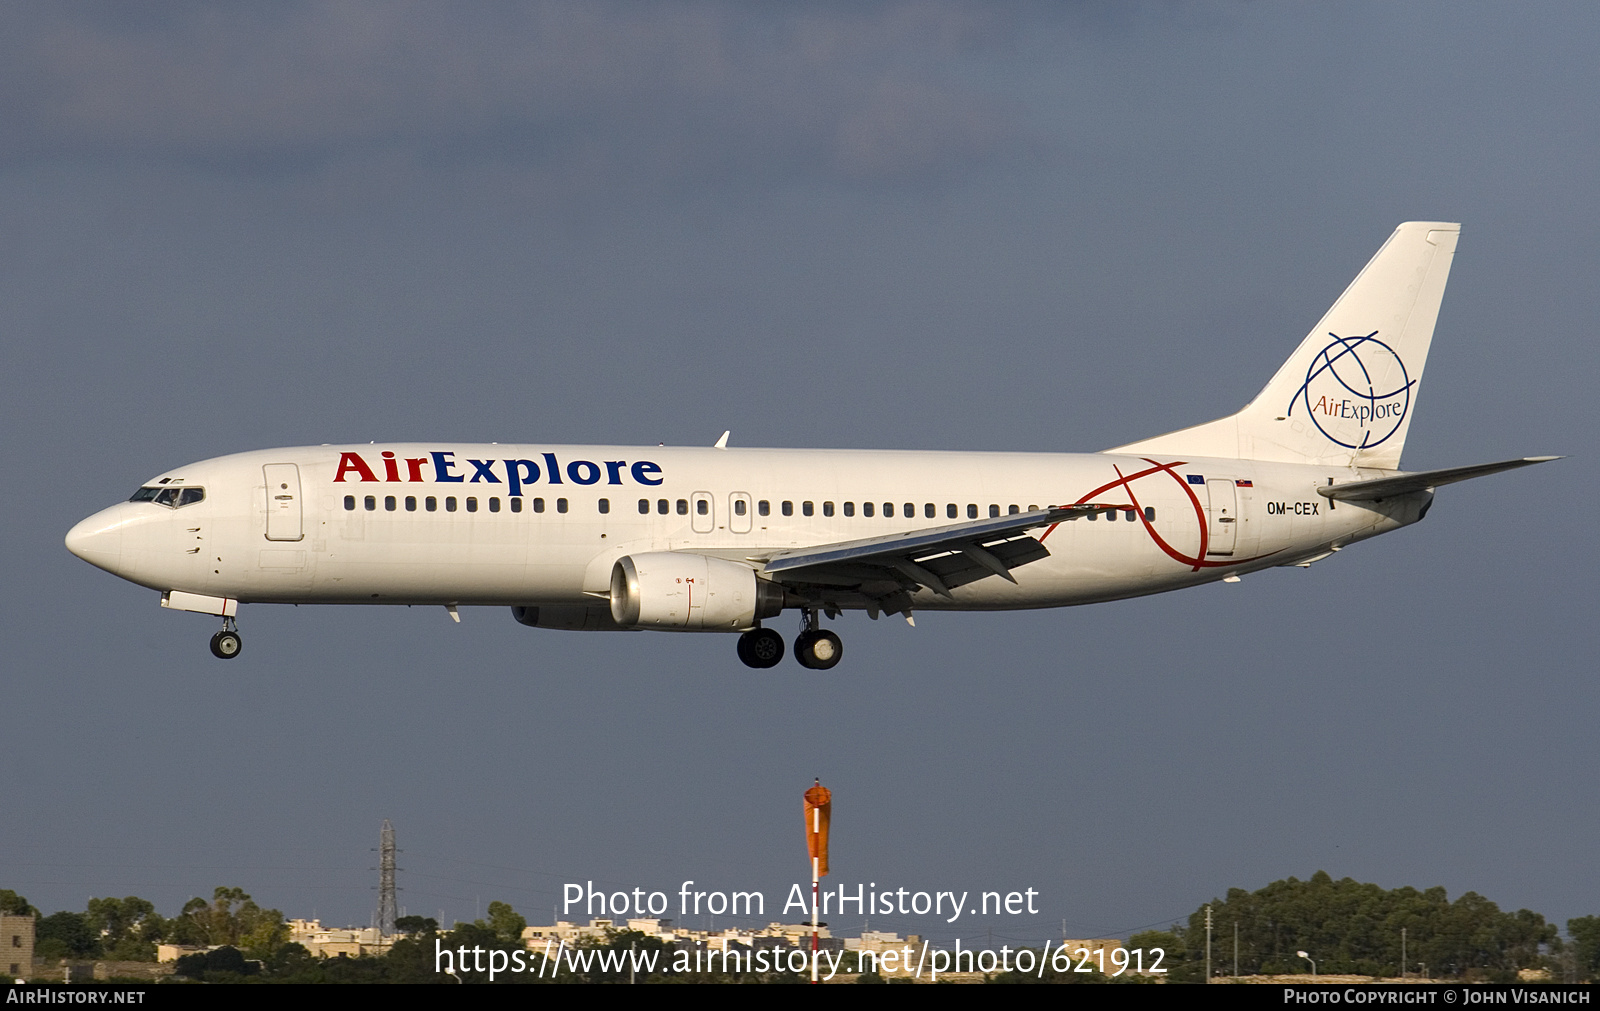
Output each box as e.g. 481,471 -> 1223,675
66,443 -> 1424,618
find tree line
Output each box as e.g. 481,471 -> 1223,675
2,886 -> 286,963
1128,871 -> 1600,982
7,874 -> 1600,982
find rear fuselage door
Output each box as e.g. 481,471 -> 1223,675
1205,478 -> 1237,556
263,464 -> 304,541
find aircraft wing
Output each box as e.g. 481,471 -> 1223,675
760,506 -> 1083,598
1317,456 -> 1560,502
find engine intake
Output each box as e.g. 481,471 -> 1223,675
610,553 -> 785,631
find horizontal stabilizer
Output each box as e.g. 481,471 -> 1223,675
1318,456 -> 1560,502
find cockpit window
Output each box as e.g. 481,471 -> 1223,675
130,486 -> 205,508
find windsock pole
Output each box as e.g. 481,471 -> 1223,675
804,778 -> 831,985
811,829 -> 820,983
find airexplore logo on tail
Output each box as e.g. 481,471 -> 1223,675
1290,332 -> 1413,449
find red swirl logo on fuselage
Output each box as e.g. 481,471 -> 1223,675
1038,458 -> 1277,572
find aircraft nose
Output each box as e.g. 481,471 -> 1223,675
65,509 -> 125,573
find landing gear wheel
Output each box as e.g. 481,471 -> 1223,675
737,628 -> 785,669
209,630 -> 243,660
793,629 -> 843,670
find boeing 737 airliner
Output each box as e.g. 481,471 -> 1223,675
65,223 -> 1554,668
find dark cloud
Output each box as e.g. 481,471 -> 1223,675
0,2 -> 1040,184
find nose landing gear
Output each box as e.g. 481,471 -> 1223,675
209,616 -> 242,660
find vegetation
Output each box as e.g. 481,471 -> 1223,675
5,875 -> 1593,982
1162,871 -> 1560,982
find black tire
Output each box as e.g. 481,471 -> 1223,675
210,630 -> 243,660
738,628 -> 785,668
794,629 -> 843,670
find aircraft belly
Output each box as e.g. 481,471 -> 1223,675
283,525 -> 589,603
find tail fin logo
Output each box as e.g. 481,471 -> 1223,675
1289,332 -> 1414,450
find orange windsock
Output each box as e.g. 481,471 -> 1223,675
804,779 -> 832,877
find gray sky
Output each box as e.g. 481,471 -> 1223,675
4,2 -> 1596,945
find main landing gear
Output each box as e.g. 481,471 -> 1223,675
735,609 -> 845,669
793,609 -> 842,670
736,627 -> 785,669
209,616 -> 242,660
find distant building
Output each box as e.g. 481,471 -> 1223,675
2,914 -> 34,980
1061,939 -> 1130,972
155,944 -> 208,964
846,930 -> 922,953
521,917 -> 836,952
286,919 -> 392,958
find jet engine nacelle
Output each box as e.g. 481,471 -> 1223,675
609,553 -> 785,631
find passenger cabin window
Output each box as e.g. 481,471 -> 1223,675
989,504 -> 1000,518
466,497 -> 478,512
967,504 -> 978,519
861,502 -> 873,517
1144,506 -> 1155,521
365,495 -> 377,511
677,499 -> 689,515
1105,508 -> 1116,521
783,501 -> 794,516
696,499 -> 708,516
734,499 -> 747,516
490,498 -> 501,513
639,499 -> 650,514
557,498 -> 568,513
843,502 -> 854,517
445,497 -> 457,512
947,504 -> 958,519
532,498 -> 545,513
511,498 -> 523,513
598,498 -> 609,514
926,503 -> 936,518
344,495 -> 356,511
758,500 -> 770,516
1008,504 -> 1019,515
822,501 -> 835,517
426,496 -> 438,512
406,496 -> 417,512
802,502 -> 814,517
385,495 -> 396,511
658,499 -> 669,514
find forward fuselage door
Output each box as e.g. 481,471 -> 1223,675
1205,478 -> 1237,556
729,492 -> 753,534
263,464 -> 305,542
691,491 -> 715,534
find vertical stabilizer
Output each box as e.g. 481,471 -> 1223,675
1110,222 -> 1460,469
